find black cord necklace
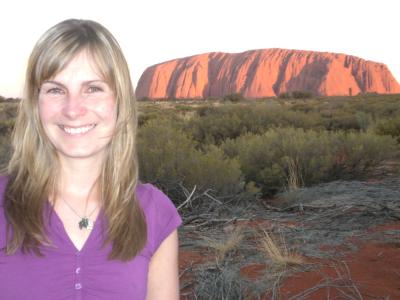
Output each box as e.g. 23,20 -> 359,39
61,198 -> 98,230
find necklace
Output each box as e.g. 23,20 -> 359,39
60,198 -> 98,230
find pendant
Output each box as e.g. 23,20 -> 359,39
79,217 -> 88,229
79,217 -> 93,230
87,219 -> 94,230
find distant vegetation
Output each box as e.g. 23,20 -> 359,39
138,93 -> 400,201
0,94 -> 399,202
0,97 -> 18,167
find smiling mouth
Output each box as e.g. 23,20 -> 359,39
59,124 -> 96,135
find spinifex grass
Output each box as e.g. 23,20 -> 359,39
259,230 -> 304,270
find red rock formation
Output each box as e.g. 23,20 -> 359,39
136,49 -> 400,99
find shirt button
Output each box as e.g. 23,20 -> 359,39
75,283 -> 82,290
75,267 -> 81,274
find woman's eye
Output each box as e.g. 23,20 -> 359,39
87,86 -> 103,93
46,87 -> 64,95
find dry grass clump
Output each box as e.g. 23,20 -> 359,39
193,264 -> 247,299
202,226 -> 244,263
259,230 -> 304,270
286,156 -> 303,191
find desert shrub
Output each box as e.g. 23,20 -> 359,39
0,134 -> 12,169
278,92 -> 291,99
278,91 -> 313,99
223,93 -> 245,102
221,128 -> 398,195
137,107 -> 182,127
0,119 -> 14,168
0,119 -> 15,136
140,97 -> 400,148
330,130 -> 399,178
374,116 -> 400,143
0,102 -> 18,117
187,106 -> 252,145
292,90 -> 313,99
222,128 -> 336,194
273,109 -> 324,130
355,111 -> 373,131
137,119 -> 196,186
283,95 -> 400,132
351,96 -> 400,118
187,103 -> 323,145
136,97 -> 400,196
137,96 -> 153,102
184,145 -> 243,195
324,113 -> 362,131
174,104 -> 194,113
137,119 -> 243,199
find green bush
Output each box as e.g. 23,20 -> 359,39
223,93 -> 244,102
137,119 -> 243,199
278,92 -> 291,99
355,111 -> 373,132
292,90 -> 313,99
138,119 -> 196,186
221,128 -> 335,195
187,103 -> 324,145
278,91 -> 313,99
324,114 -> 362,131
184,145 -> 243,195
221,128 -> 398,195
331,130 -> 399,178
136,97 -> 400,197
0,134 -> 12,169
0,119 -> 15,136
374,116 -> 400,143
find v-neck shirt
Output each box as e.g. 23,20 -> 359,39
0,176 -> 182,300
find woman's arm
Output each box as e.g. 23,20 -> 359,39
146,229 -> 180,300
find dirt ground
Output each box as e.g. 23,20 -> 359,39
177,178 -> 400,299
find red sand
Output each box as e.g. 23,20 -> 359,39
278,241 -> 400,299
276,222 -> 400,299
179,222 -> 400,299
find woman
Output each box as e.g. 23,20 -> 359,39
0,19 -> 182,299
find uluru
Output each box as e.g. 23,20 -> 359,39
136,48 -> 400,99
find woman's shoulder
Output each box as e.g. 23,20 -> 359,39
135,182 -> 171,208
136,182 -> 158,197
135,182 -> 182,254
135,181 -> 181,222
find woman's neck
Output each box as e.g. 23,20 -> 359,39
55,156 -> 103,205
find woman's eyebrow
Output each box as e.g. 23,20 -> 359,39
81,80 -> 108,86
41,80 -> 65,87
42,80 -> 107,86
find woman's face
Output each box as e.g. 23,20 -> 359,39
38,51 -> 117,163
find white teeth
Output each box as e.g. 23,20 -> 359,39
62,124 -> 95,135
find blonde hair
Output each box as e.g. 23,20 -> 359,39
4,19 -> 146,261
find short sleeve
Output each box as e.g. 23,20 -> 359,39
136,183 -> 182,256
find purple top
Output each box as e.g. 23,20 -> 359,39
0,176 -> 182,300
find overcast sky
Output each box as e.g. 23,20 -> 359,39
1,0 -> 398,98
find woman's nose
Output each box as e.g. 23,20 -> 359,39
62,93 -> 88,119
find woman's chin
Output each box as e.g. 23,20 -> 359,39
56,147 -> 106,161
